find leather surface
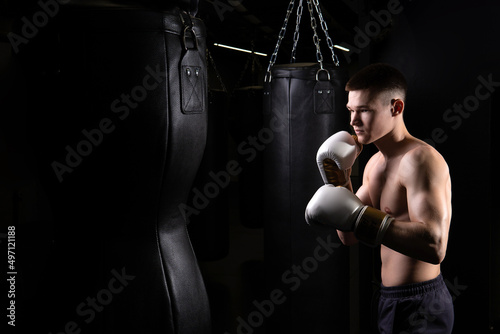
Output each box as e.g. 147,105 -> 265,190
16,6 -> 210,334
187,89 -> 230,261
263,62 -> 351,333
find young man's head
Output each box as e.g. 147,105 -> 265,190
345,63 -> 408,145
346,63 -> 407,103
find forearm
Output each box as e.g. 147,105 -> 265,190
337,206 -> 445,260
332,179 -> 375,248
336,179 -> 358,245
337,230 -> 358,246
382,220 -> 445,265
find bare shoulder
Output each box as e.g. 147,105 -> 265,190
400,141 -> 450,185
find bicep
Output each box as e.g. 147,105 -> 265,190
381,149 -> 452,263
403,151 -> 452,237
407,182 -> 451,226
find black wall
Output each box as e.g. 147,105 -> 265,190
361,1 -> 498,332
1,0 -> 498,333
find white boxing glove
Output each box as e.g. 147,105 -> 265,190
305,185 -> 393,247
316,131 -> 363,186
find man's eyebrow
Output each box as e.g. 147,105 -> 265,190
346,104 -> 371,109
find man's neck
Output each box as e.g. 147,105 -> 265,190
374,125 -> 411,159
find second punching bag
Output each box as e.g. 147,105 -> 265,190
262,2 -> 351,333
14,3 -> 211,334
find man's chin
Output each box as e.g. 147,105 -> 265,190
355,133 -> 369,145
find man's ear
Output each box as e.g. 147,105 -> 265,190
391,99 -> 404,116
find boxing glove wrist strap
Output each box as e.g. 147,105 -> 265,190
354,206 -> 394,247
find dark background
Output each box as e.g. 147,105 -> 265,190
1,0 -> 498,333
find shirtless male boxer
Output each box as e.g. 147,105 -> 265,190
305,63 -> 454,333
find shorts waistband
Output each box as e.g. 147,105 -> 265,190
379,274 -> 446,299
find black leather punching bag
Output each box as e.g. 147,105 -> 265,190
14,3 -> 210,333
263,63 -> 351,333
187,88 -> 230,261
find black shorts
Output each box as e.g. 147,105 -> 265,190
378,274 -> 454,334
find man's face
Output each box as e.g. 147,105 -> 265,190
347,89 -> 394,145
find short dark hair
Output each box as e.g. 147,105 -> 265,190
345,63 -> 407,102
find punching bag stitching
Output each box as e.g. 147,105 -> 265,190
288,76 -> 297,330
287,76 -> 295,300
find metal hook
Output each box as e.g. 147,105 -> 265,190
316,68 -> 331,81
183,25 -> 199,51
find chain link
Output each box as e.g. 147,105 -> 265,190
234,42 -> 264,90
306,0 -> 324,70
207,49 -> 228,93
265,0 -> 339,82
312,0 -> 339,66
290,0 -> 304,63
265,0 -> 296,82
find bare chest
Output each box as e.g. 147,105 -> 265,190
367,161 -> 408,218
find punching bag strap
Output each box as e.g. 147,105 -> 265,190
179,11 -> 198,51
314,69 -> 335,114
179,11 -> 205,114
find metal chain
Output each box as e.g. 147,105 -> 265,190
234,42 -> 263,89
265,0 -> 340,81
234,53 -> 252,90
290,0 -> 304,63
306,0 -> 324,71
207,49 -> 228,93
265,0 -> 296,82
312,0 -> 339,66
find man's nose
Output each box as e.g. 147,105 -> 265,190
350,111 -> 360,127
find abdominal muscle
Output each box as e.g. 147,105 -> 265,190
380,244 -> 441,287
378,201 -> 440,286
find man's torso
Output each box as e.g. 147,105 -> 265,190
364,141 -> 441,286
